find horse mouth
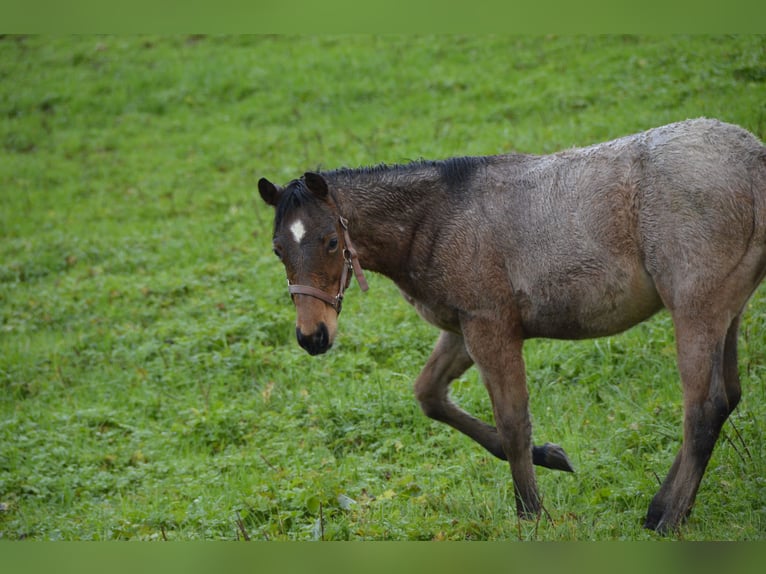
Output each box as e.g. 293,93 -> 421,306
296,323 -> 332,355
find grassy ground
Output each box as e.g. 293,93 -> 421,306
1,35 -> 765,541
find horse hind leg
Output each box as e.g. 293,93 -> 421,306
644,310 -> 742,533
414,330 -> 574,472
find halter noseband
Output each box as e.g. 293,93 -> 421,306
287,216 -> 368,314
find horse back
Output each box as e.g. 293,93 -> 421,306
458,119 -> 766,338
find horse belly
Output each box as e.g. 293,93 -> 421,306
517,264 -> 663,340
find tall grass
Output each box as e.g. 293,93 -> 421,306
1,35 -> 764,540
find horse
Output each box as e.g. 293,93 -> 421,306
257,118 -> 766,534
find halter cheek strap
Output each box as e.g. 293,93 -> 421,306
287,216 -> 368,314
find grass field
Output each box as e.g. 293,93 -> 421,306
1,35 -> 765,541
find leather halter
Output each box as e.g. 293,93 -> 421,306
287,216 -> 369,314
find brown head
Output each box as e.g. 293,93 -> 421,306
258,172 -> 367,355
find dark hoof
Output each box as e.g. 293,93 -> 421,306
532,442 -> 575,472
644,503 -> 662,532
644,506 -> 684,535
644,515 -> 673,535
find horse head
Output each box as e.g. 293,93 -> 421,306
258,172 -> 367,355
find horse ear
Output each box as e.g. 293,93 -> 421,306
258,177 -> 282,207
303,172 -> 328,198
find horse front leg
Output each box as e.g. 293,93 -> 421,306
459,314 -> 541,519
414,330 -> 574,472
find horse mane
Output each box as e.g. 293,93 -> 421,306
272,156 -> 496,228
324,155 -> 494,195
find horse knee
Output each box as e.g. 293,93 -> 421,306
414,387 -> 446,421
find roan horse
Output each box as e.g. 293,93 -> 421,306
258,118 -> 766,534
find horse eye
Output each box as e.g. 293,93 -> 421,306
273,248 -> 283,261
328,237 -> 339,252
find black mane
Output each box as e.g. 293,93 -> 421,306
325,156 -> 493,195
273,156 -> 494,229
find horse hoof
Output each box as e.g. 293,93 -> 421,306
644,515 -> 673,535
644,504 -> 686,535
533,442 -> 575,472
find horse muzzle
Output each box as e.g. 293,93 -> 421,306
296,323 -> 331,355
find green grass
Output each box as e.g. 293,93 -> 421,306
1,35 -> 765,541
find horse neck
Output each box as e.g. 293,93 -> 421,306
327,167 -> 442,282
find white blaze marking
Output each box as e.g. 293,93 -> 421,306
290,219 -> 306,244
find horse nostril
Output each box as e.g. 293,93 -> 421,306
296,323 -> 331,355
316,322 -> 329,349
